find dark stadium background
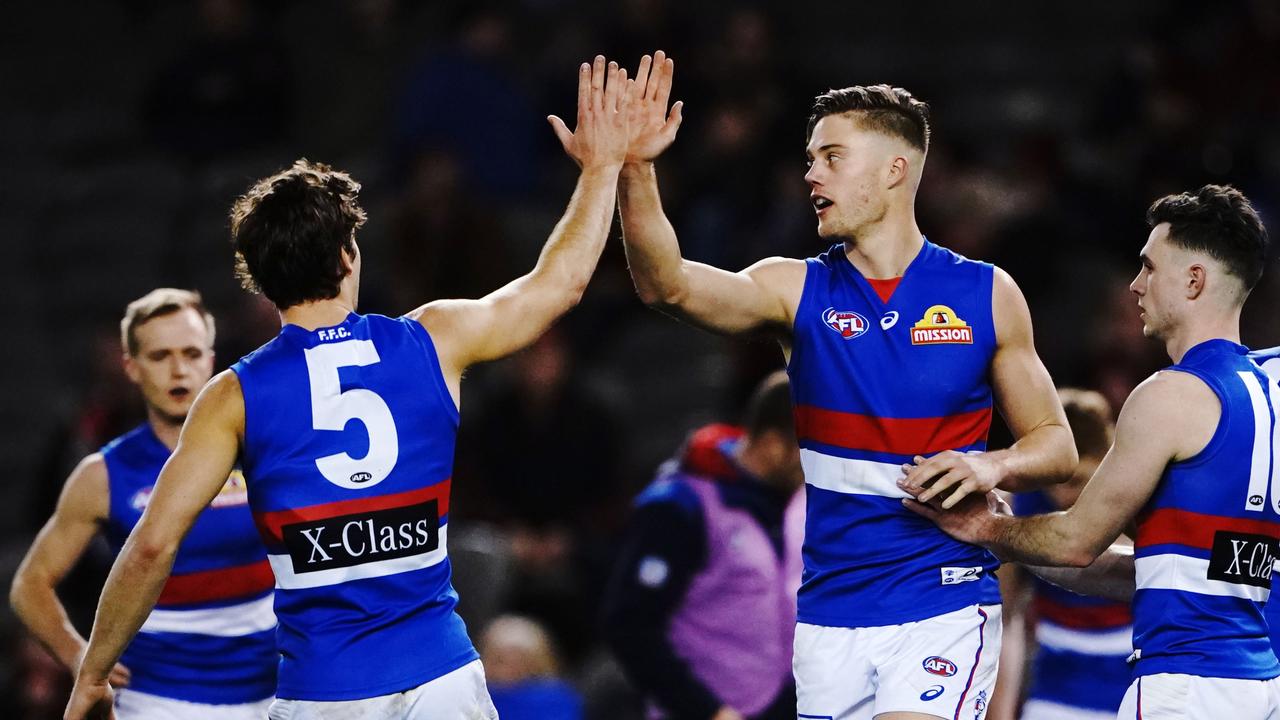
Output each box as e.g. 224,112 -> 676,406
3,0 -> 1277,715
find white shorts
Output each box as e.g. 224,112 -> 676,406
1021,698 -> 1116,720
114,688 -> 273,720
1116,673 -> 1280,720
794,603 -> 1001,720
267,660 -> 498,720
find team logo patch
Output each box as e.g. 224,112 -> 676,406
910,305 -> 973,345
210,469 -> 250,508
822,308 -> 869,339
940,565 -> 984,585
922,656 -> 958,677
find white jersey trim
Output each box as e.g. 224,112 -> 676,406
1035,619 -> 1132,656
269,523 -> 449,590
800,449 -> 909,499
140,592 -> 276,637
1135,553 -> 1270,602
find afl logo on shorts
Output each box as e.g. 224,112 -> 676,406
823,308 -> 869,339
922,656 -> 958,677
910,305 -> 973,345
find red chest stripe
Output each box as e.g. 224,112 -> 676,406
1033,593 -> 1131,629
158,559 -> 275,606
253,479 -> 452,544
1136,507 -> 1279,550
794,404 -> 992,456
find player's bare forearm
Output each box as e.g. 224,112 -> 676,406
986,511 -> 1099,568
986,420 -> 1076,492
619,161 -> 687,307
527,163 -> 621,316
77,533 -> 177,682
1024,543 -> 1135,602
11,573 -> 87,670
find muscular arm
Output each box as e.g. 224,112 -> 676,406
9,456 -> 126,682
410,57 -> 628,401
1025,543 -> 1136,602
67,371 -> 245,716
907,371 -> 1217,567
619,162 -> 804,338
905,269 -> 1076,508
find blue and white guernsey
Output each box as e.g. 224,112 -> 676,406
232,313 -> 478,701
1015,491 -> 1131,714
787,239 -> 1001,627
1249,344 -> 1280,656
1131,339 -> 1280,680
102,425 -> 277,705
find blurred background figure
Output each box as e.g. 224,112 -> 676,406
480,614 -> 584,720
988,389 -> 1132,720
4,1 -> 1280,716
603,372 -> 804,720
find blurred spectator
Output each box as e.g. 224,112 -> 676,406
392,4 -> 543,196
481,615 -> 584,720
143,0 -> 293,162
603,372 -> 804,720
388,148 -> 513,309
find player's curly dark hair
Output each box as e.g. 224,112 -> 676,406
1147,184 -> 1268,293
807,84 -> 930,153
229,159 -> 368,310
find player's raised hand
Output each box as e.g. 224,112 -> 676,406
64,675 -> 114,720
548,55 -> 630,170
624,50 -> 683,163
898,450 -> 1006,510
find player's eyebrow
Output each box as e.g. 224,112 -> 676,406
805,143 -> 846,160
1139,252 -> 1154,268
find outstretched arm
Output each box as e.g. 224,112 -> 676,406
902,268 -> 1076,508
65,371 -> 246,720
1026,543 -> 1136,602
411,57 -> 629,396
903,370 -> 1215,567
10,456 -> 130,688
618,51 -> 803,338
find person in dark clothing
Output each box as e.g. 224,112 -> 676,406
603,371 -> 804,720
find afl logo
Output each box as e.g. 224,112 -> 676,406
922,656 -> 958,677
823,308 -> 869,339
349,471 -> 374,484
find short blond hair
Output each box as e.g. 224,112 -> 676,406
120,288 -> 216,356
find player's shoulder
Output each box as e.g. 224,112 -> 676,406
745,255 -> 808,281
1120,370 -> 1218,432
60,452 -> 110,518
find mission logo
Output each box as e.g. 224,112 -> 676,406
910,305 -> 973,345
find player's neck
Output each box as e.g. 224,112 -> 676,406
840,216 -> 924,279
1165,310 -> 1242,364
146,411 -> 183,451
280,297 -> 358,331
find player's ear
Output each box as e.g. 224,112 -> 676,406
122,353 -> 141,384
886,155 -> 910,189
1186,263 -> 1206,300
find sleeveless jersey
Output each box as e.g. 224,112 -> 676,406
1015,492 -> 1131,712
1249,345 -> 1280,655
1131,339 -> 1280,680
231,313 -> 477,701
101,424 -> 277,704
788,239 -> 1001,627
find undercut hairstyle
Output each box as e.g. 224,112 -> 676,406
807,84 -> 931,153
1147,184 -> 1268,293
120,288 -> 216,357
1058,387 -> 1113,461
230,159 -> 368,310
744,371 -> 796,440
